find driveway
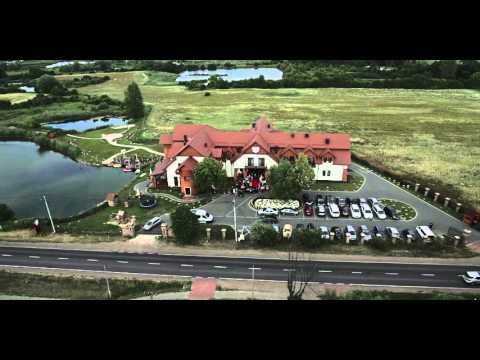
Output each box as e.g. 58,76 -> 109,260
202,163 -> 480,241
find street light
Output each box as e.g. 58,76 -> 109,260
232,188 -> 238,243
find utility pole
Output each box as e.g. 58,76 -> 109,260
42,195 -> 56,234
104,265 -> 112,300
251,265 -> 255,300
232,189 -> 238,243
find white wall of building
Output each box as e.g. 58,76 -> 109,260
314,162 -> 346,181
232,154 -> 278,175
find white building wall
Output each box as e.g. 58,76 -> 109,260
233,154 -> 278,174
314,162 -> 346,181
166,156 -> 205,187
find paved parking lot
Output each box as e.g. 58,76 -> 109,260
202,163 -> 480,240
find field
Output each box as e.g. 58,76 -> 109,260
0,93 -> 36,104
71,71 -> 480,209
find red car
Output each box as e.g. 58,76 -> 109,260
304,203 -> 314,217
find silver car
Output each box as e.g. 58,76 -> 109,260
280,208 -> 299,216
143,217 -> 162,231
461,271 -> 480,286
257,208 -> 279,217
372,204 -> 387,220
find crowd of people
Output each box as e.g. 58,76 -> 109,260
232,171 -> 268,196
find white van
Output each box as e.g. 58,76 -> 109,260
416,226 -> 436,243
191,209 -> 214,224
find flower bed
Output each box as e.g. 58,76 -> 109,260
251,197 -> 300,210
379,198 -> 417,221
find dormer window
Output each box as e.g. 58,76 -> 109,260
304,133 -> 309,138
325,138 -> 330,145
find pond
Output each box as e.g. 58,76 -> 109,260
0,141 -> 135,219
176,67 -> 283,82
46,61 -> 95,69
44,117 -> 128,132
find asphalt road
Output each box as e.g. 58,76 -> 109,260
1,246 -> 478,290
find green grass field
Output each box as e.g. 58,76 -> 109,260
0,93 -> 36,104
71,71 -> 480,209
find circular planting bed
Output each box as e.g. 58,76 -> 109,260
139,195 -> 157,209
250,197 -> 300,210
379,198 -> 416,221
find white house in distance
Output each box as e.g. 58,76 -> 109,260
151,116 -> 351,196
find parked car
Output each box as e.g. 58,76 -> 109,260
416,226 -> 436,244
358,225 -> 372,242
368,198 -> 379,207
296,223 -> 305,230
143,217 -> 162,231
191,209 -> 214,224
331,226 -> 343,241
372,204 -> 387,220
351,198 -> 360,205
304,203 -> 314,217
316,194 -> 325,205
257,208 -> 279,217
372,225 -> 384,238
359,198 -> 367,205
385,227 -> 400,240
461,271 -> 480,286
319,226 -> 330,240
384,206 -> 400,220
345,197 -> 352,206
280,208 -> 299,216
337,198 -> 347,207
328,203 -> 340,218
340,206 -> 350,217
306,223 -> 315,231
360,203 -> 374,220
401,229 -> 416,242
316,204 -> 326,217
282,224 -> 293,239
261,216 -> 278,225
350,204 -> 362,219
325,195 -> 334,204
344,225 -> 358,242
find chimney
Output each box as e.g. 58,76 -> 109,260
183,135 -> 188,145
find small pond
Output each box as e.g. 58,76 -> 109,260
176,67 -> 283,82
0,141 -> 135,219
44,117 -> 128,132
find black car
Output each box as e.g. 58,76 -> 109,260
372,225 -> 384,238
261,216 -> 278,225
331,226 -> 343,241
401,229 -> 416,241
306,223 -> 315,231
345,197 -> 352,206
351,198 -> 360,205
340,206 -> 350,217
384,206 -> 401,220
296,223 -> 305,230
337,198 -> 347,207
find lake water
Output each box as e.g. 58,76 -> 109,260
46,61 -> 95,69
176,67 -> 283,82
44,117 -> 128,132
0,141 -> 134,219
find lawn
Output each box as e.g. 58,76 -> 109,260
64,135 -> 122,163
310,172 -> 364,192
73,71 -> 480,209
0,270 -> 189,300
0,93 -> 36,104
379,198 -> 417,220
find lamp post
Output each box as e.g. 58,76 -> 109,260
232,188 -> 238,243
42,195 -> 56,234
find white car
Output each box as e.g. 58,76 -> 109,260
372,204 -> 387,220
360,203 -> 374,219
350,204 -> 362,219
386,227 -> 400,240
358,225 -> 372,242
280,208 -> 299,216
416,226 -> 436,244
319,226 -> 330,240
328,203 -> 340,218
461,271 -> 480,286
143,217 -> 162,231
345,225 -> 357,242
257,208 -> 279,217
191,209 -> 214,224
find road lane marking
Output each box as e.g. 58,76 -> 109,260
57,257 -> 69,260
148,263 -> 160,266
319,270 -> 333,273
421,273 -> 436,277
29,256 -> 40,259
248,267 -> 262,271
213,266 -> 228,269
87,259 -> 98,262
385,273 -> 399,276
352,272 -> 363,274
181,264 -> 193,267
283,269 -> 296,272
1,254 -> 12,257
117,261 -> 129,264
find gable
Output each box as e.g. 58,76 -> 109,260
178,145 -> 203,157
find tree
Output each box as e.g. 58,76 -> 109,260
0,62 -> 6,78
124,81 -> 145,119
96,60 -> 112,72
431,60 -> 458,79
37,75 -> 62,94
193,158 -> 228,194
170,205 -> 201,245
0,204 -> 15,222
269,154 -> 315,200
249,223 -> 279,247
72,61 -> 81,72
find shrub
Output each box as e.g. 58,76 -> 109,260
170,205 -> 201,245
0,204 -> 15,222
294,229 -> 326,250
250,223 -> 279,247
0,99 -> 11,110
